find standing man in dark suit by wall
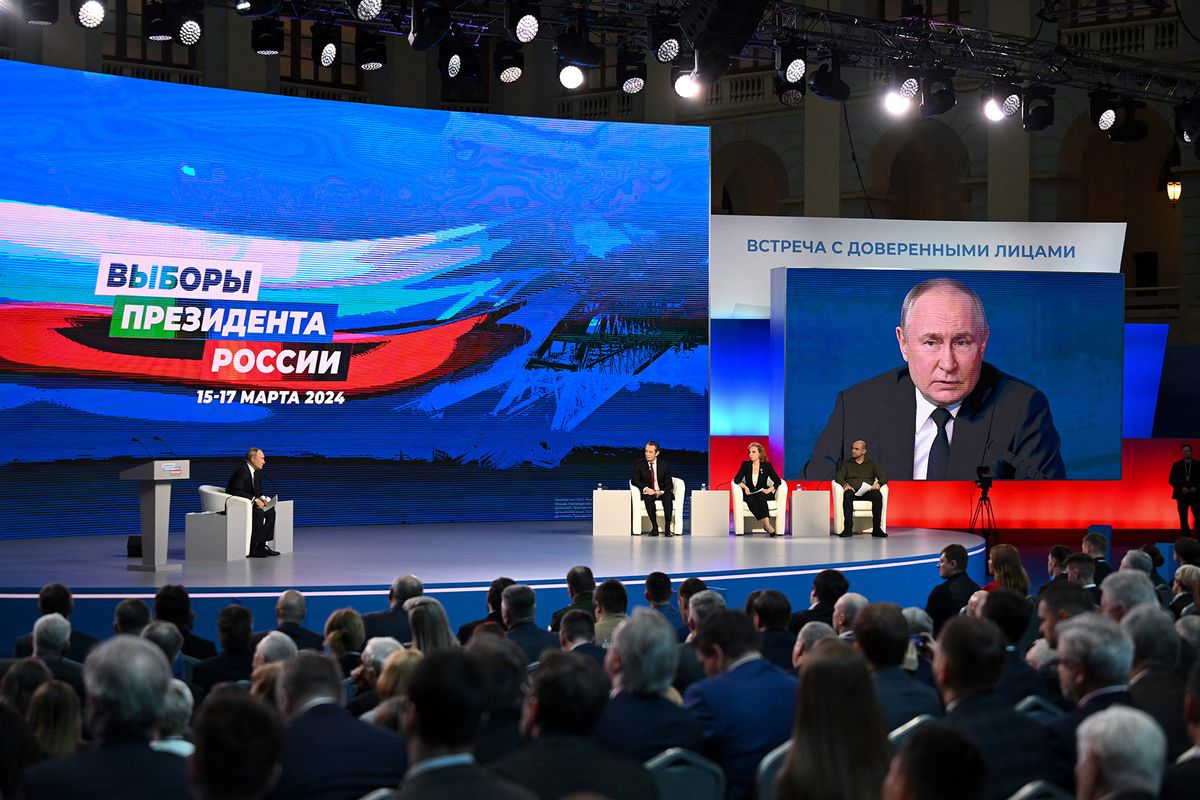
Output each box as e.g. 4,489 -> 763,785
226,447 -> 279,558
1171,444 -> 1199,534
631,441 -> 675,536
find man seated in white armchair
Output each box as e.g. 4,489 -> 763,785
835,439 -> 888,539
225,447 -> 280,558
631,441 -> 675,537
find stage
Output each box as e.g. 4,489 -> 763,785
0,522 -> 985,655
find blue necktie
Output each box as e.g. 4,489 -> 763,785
927,407 -> 952,480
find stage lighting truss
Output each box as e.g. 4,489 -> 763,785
235,0 -> 280,17
352,0 -> 381,22
144,0 -> 172,41
252,16 -> 284,55
494,40 -> 524,84
807,54 -> 850,103
1021,86 -> 1055,132
71,0 -> 105,29
357,29 -> 386,70
172,2 -> 203,46
774,75 -> 805,107
617,47 -> 646,95
883,65 -> 920,116
23,0 -> 58,26
920,68 -> 956,117
775,40 -> 806,84
649,15 -> 682,64
409,0 -> 451,51
312,22 -> 340,68
555,17 -> 602,68
505,2 -> 539,44
982,82 -> 1021,122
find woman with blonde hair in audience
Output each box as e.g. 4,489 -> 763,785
363,648 -> 424,723
775,638 -> 891,800
983,544 -> 1030,596
323,607 -> 365,676
250,662 -> 284,708
404,596 -> 457,654
25,680 -> 82,758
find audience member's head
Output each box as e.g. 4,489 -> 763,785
141,620 -> 184,665
521,651 -> 609,739
388,575 -> 424,609
743,590 -> 763,616
965,590 -> 989,618
938,544 -> 969,577
559,609 -> 596,649
694,610 -> 761,676
275,590 -> 307,625
777,638 -> 890,800
901,607 -> 933,637
375,648 -> 424,702
27,679 -> 82,758
1099,570 -> 1157,621
36,582 -> 74,619
1065,552 -> 1097,585
811,568 -> 850,605
686,589 -> 727,634
32,613 -> 70,661
1082,532 -> 1109,558
933,616 -> 1006,702
607,608 -> 678,696
0,657 -> 53,715
404,596 -> 456,654
988,544 -> 1030,595
250,663 -> 284,708
1048,544 -> 1073,577
1177,615 -> 1200,655
793,621 -> 837,670
217,604 -> 254,653
501,584 -> 537,628
1120,605 -> 1180,672
466,634 -> 528,711
354,636 -> 404,691
678,577 -> 708,624
645,571 -> 673,606
323,608 -> 365,658
155,678 -> 194,742
1174,564 -> 1200,598
114,598 -> 152,635
1120,549 -> 1154,576
371,697 -> 406,734
853,603 -> 909,669
0,702 -> 45,799
1175,537 -> 1200,568
189,692 -> 283,800
486,576 -> 516,614
981,588 -> 1033,646
276,652 -> 343,718
881,722 -> 986,800
404,649 -> 488,760
1037,580 -> 1096,648
154,585 -> 194,631
566,566 -> 595,600
253,630 -> 299,669
594,578 -> 628,620
1055,613 -> 1134,704
1075,706 -> 1165,800
84,635 -> 172,741
751,590 -> 791,632
1140,543 -> 1165,572
833,592 -> 868,634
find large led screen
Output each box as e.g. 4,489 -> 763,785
776,269 -> 1123,481
0,61 -> 710,539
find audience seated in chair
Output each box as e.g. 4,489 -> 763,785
1121,604 -> 1189,763
465,634 -> 528,765
1,656 -> 52,716
30,613 -> 86,703
1074,706 -> 1166,800
882,722 -> 985,800
925,544 -> 981,636
362,574 -> 423,644
791,621 -> 836,672
458,576 -> 515,644
404,596 -> 456,655
1161,661 -> 1200,800
254,630 -> 299,670
852,602 -> 942,732
548,566 -> 595,633
113,597 -> 151,636
646,572 -> 689,642
501,584 -> 558,666
788,568 -> 849,634
981,588 -> 1050,706
558,609 -> 605,664
348,636 -> 404,717
27,678 -> 83,759
674,589 -> 725,694
749,590 -> 797,672
324,607 -> 366,677
254,590 -> 325,652
189,691 -> 283,800
13,583 -> 99,663
593,578 -> 630,648
148,678 -> 194,759
193,604 -> 255,699
155,584 -> 217,660
1081,532 -> 1114,586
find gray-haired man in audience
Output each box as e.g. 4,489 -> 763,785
674,589 -> 726,693
1075,706 -> 1166,800
1100,570 -> 1159,623
348,636 -> 403,716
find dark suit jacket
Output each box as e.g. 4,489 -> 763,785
270,621 -> 325,652
653,601 -> 689,642
1130,667 -> 1189,762
226,461 -> 264,500
362,606 -> 412,644
631,458 -> 675,494
396,761 -> 536,800
1161,755 -> 1200,800
945,691 -> 1053,800
803,363 -> 1066,480
995,648 -> 1049,706
346,688 -> 379,717
673,640 -> 705,694
926,571 -> 982,635
1045,688 -> 1133,789
569,642 -> 606,664
873,666 -> 942,733
760,628 -> 797,673
593,691 -> 705,762
39,656 -> 86,702
788,600 -> 835,634
489,734 -> 657,800
24,739 -> 187,799
505,622 -> 560,666
192,648 -> 254,694
1093,558 -> 1114,585
13,629 -> 99,663
475,705 -> 523,765
181,628 -> 218,660
684,657 -> 799,800
270,702 -> 407,800
1170,458 -> 1200,499
732,460 -> 782,492
548,593 -> 594,633
458,609 -> 504,644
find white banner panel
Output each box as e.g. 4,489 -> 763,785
710,216 -> 1126,319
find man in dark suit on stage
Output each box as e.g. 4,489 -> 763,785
1170,444 -> 1199,533
226,447 -> 279,558
803,277 -> 1066,481
631,441 -> 676,536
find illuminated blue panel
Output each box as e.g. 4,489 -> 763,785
710,319 -> 770,435
1123,323 -> 1168,438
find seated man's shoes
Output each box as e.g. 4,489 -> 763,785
871,530 -> 888,538
248,546 -> 268,558
663,530 -> 674,537
263,545 -> 281,556
837,530 -> 854,538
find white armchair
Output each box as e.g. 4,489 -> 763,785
629,478 -> 685,535
731,481 -> 788,536
832,483 -> 889,535
186,485 -> 253,561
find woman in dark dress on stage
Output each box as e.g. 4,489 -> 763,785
733,442 -> 783,536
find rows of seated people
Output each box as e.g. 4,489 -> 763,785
3,532 -> 1200,800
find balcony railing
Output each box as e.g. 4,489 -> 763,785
280,82 -> 369,104
1060,17 -> 1181,57
101,60 -> 202,85
555,90 -> 634,121
678,71 -> 779,122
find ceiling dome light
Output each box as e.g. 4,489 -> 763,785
1021,86 -> 1055,131
408,0 -> 451,51
775,76 -> 805,107
982,82 -> 1021,122
235,0 -> 280,17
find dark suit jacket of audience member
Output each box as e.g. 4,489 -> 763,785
270,702 -> 407,800
24,740 -> 188,799
684,657 -> 799,800
592,691 -> 705,762
759,628 -> 797,673
1044,689 -> 1134,789
568,642 -> 606,664
1160,756 -> 1200,800
995,648 -> 1049,706
1035,661 -> 1072,710
1092,558 -> 1113,585
39,656 -> 86,702
254,621 -> 325,652
653,601 -> 689,642
787,600 -> 835,634
548,593 -> 594,633
505,622 -> 559,665
192,648 -> 254,695
489,733 -> 657,800
1171,594 -> 1192,620
945,690 -> 1054,800
1129,667 -> 1189,762
362,606 -> 412,645
346,688 -> 379,717
457,610 -> 504,645
872,666 -> 942,733
474,705 -> 523,766
396,761 -> 537,800
180,629 -> 218,661
13,628 -> 100,664
673,640 -> 705,694
926,571 -> 982,635
1177,638 -> 1198,683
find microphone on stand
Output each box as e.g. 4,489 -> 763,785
152,436 -> 179,457
131,437 -> 154,459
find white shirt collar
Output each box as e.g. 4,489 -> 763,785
912,391 -> 963,480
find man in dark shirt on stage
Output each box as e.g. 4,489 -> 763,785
1170,444 -> 1199,534
835,439 -> 888,538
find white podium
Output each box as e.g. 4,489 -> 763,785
690,490 -> 730,537
120,460 -> 189,572
592,490 -> 632,537
791,490 -> 831,538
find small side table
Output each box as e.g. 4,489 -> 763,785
593,489 -> 632,536
791,490 -> 831,538
691,490 -> 731,537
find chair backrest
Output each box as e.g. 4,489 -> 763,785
887,713 -> 935,747
1014,694 -> 1064,724
755,739 -> 791,800
645,747 -> 725,800
198,484 -> 230,513
1004,780 -> 1073,800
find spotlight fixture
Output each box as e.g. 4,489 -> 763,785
919,69 -> 956,116
235,0 -> 280,17
883,66 -> 920,116
408,0 -> 451,51
494,40 -> 524,84
1175,100 -> 1200,144
173,2 -> 203,46
555,18 -> 601,67
774,75 -> 805,107
504,2 -> 539,44
617,47 -> 646,95
251,16 -> 283,55
693,49 -> 730,85
438,33 -> 479,82
1090,89 -> 1118,131
775,41 -> 806,84
351,0 -> 380,22
311,22 -> 339,68
1108,100 -> 1148,143
807,56 -> 850,102
357,29 -> 386,70
71,0 -> 106,28
981,82 -> 1020,122
649,15 -> 682,64
1021,86 -> 1055,131
144,0 -> 172,41
673,67 -> 700,99
558,59 -> 584,90
23,0 -> 58,26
